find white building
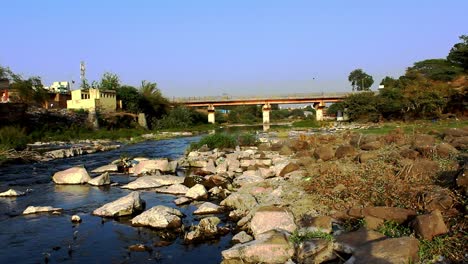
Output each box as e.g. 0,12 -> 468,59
44,81 -> 71,93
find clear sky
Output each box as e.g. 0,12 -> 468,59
1,0 -> 467,97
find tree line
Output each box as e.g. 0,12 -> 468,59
331,35 -> 468,121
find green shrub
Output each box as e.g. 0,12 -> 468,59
292,119 -> 320,128
0,126 -> 29,150
190,133 -> 237,150
237,132 -> 257,146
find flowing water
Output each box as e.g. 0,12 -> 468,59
0,136 -> 233,263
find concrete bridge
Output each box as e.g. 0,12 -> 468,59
173,92 -> 352,124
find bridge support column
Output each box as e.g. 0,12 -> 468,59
262,103 -> 271,124
314,102 -> 325,121
207,104 -> 215,124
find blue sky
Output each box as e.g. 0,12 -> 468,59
1,0 -> 467,97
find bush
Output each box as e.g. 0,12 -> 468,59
0,126 -> 29,150
190,132 -> 257,150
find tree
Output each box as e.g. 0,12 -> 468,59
447,35 -> 468,71
348,69 -> 374,91
408,59 -> 463,81
115,85 -> 141,113
380,76 -> 402,89
100,72 -> 120,90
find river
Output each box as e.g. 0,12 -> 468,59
0,136 -> 233,263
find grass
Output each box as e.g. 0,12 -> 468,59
358,119 -> 468,135
292,119 -> 321,128
289,230 -> 334,244
377,221 -> 412,238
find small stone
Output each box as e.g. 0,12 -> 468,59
71,215 -> 82,223
23,206 -> 63,215
128,244 -> 152,252
0,188 -> 25,197
174,197 -> 191,206
185,184 -> 208,200
231,231 -> 253,244
193,202 -> 224,215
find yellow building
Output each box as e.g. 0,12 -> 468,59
67,88 -> 118,112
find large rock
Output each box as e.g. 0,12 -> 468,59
313,146 -> 335,161
334,227 -> 386,254
413,210 -> 448,240
184,216 -> 224,243
185,184 -> 208,200
222,229 -> 294,263
52,167 -> 91,184
221,193 -> 258,213
347,207 -> 416,224
91,164 -> 118,173
131,205 -> 183,229
347,237 -> 419,264
250,206 -> 296,238
360,141 -> 382,151
420,187 -> 454,212
301,216 -> 332,233
88,172 -> 111,186
0,189 -> 25,197
231,231 -> 253,244
335,144 -> 356,159
23,206 -> 62,215
92,191 -> 145,217
154,184 -> 189,195
193,202 -> 224,215
122,175 -> 184,190
274,161 -> 300,177
133,159 -> 170,175
233,174 -> 264,187
297,239 -> 335,264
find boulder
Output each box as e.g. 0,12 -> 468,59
364,215 -> 384,230
184,216 -> 223,242
347,207 -> 416,224
412,134 -> 436,151
131,205 -> 183,229
274,161 -> 300,177
435,143 -> 459,158
233,174 -> 264,187
443,128 -> 468,138
205,174 -> 231,188
360,141 -> 382,151
183,175 -> 206,188
221,229 -> 294,263
185,184 -> 208,200
155,184 -> 189,195
133,159 -> 170,175
88,172 -> 111,186
52,167 -> 91,184
91,164 -> 118,173
92,191 -> 145,217
400,148 -> 420,160
202,159 -> 217,174
449,136 -> 468,150
348,237 -> 419,264
221,193 -> 258,214
258,167 -> 275,179
357,152 -> 378,163
23,206 -> 63,215
420,187 -> 454,212
350,134 -> 378,148
334,227 -> 386,254
297,239 -> 335,264
231,231 -> 253,244
122,175 -> 184,190
250,206 -> 296,238
193,202 -> 224,215
71,215 -> 82,223
313,146 -> 335,161
335,144 -> 356,159
413,210 -> 448,240
0,188 -> 25,197
289,139 -> 310,151
174,197 -> 191,206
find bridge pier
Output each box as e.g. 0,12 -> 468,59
314,101 -> 325,121
262,103 -> 271,124
207,104 -> 215,124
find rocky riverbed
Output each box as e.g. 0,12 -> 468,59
2,127 -> 467,263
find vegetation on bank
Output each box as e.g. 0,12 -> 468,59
189,132 -> 257,151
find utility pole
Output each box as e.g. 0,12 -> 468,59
80,61 -> 86,89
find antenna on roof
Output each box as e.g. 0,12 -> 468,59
80,61 -> 86,89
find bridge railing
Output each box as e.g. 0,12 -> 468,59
173,91 -> 358,103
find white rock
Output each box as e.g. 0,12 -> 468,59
133,159 -> 170,175
193,202 -> 224,215
0,189 -> 25,197
122,175 -> 184,190
71,215 -> 82,222
185,184 -> 208,200
155,184 -> 189,195
231,231 -> 253,244
233,174 -> 264,187
174,197 -> 191,205
91,164 -> 118,173
131,205 -> 183,229
23,206 -> 63,215
88,172 -> 111,186
52,167 -> 91,184
250,206 -> 297,238
92,191 -> 145,217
